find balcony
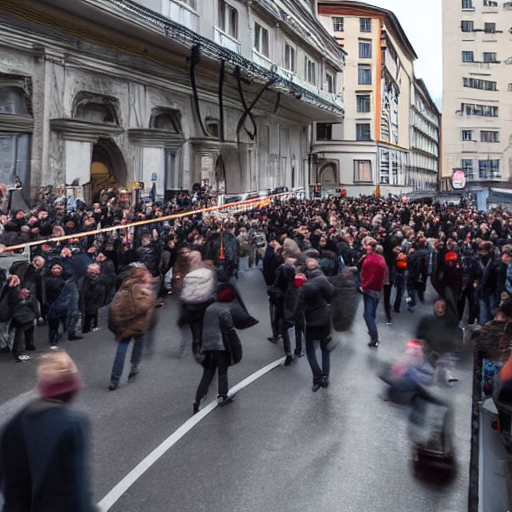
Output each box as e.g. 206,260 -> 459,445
213,27 -> 240,55
252,50 -> 272,71
161,0 -> 198,32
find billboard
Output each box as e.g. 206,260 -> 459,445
452,170 -> 466,190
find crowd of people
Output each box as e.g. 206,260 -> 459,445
2,189 -> 512,507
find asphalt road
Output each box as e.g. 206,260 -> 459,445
0,261 -> 473,512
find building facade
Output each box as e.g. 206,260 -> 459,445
0,0 -> 344,208
442,0 -> 512,187
315,0 -> 440,196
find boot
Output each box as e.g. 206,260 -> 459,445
128,365 -> 139,382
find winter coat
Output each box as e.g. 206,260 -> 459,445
108,272 -> 156,341
295,268 -> 334,329
201,301 -> 236,352
0,399 -> 96,512
271,263 -> 299,327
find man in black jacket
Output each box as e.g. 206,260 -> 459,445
295,258 -> 334,391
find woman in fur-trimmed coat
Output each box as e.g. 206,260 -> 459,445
107,266 -> 156,390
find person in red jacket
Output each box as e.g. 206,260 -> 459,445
360,237 -> 387,347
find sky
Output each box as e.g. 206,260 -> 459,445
363,0 -> 443,108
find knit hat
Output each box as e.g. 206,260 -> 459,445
217,284 -> 237,303
37,351 -> 82,400
445,251 -> 458,262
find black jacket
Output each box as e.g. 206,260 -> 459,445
295,268 -> 334,329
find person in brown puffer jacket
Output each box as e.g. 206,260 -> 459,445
107,265 -> 156,390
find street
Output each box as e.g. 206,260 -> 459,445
0,261 -> 472,512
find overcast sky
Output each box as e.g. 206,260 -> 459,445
364,0 -> 443,107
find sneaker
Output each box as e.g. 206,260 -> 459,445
321,375 -> 329,388
108,381 -> 119,391
368,339 -> 379,348
128,367 -> 139,382
312,380 -> 321,392
386,320 -> 393,326
49,345 -> 59,351
217,394 -> 235,406
16,355 -> 31,362
284,354 -> 293,366
92,327 -> 100,332
68,333 -> 84,341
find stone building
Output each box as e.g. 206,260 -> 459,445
442,0 -> 512,189
314,0 -> 440,196
0,0 -> 345,208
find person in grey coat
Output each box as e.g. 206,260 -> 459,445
295,258 -> 334,392
193,285 -> 241,414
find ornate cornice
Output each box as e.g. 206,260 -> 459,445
50,118 -> 124,141
82,0 -> 344,116
0,114 -> 33,132
128,128 -> 185,150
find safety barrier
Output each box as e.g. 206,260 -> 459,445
0,192 -> 295,258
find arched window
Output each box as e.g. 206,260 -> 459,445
0,87 -> 29,115
320,163 -> 337,185
150,108 -> 182,134
73,92 -> 120,125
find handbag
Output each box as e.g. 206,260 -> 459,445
222,327 -> 243,366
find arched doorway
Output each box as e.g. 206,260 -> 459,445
90,138 -> 127,200
214,155 -> 226,194
319,162 -> 337,187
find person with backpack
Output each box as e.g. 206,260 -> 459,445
10,287 -> 39,362
107,265 -> 156,391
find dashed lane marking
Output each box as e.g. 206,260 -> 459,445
97,356 -> 285,512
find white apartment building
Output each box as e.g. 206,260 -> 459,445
315,1 -> 440,196
442,0 -> 512,187
0,0 -> 344,208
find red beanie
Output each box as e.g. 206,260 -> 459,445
217,287 -> 237,303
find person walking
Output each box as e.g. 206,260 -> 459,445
193,285 -> 243,413
360,236 -> 387,348
295,258 -> 334,392
0,351 -> 97,512
107,265 -> 156,390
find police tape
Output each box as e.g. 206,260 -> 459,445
0,193 -> 289,254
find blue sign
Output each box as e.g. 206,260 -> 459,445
151,172 -> 157,181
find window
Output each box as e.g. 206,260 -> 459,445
461,159 -> 474,179
254,22 -> 269,57
463,103 -> 499,116
356,94 -> 371,112
206,119 -> 220,138
218,0 -> 238,39
483,0 -> 498,5
462,51 -> 474,62
462,0 -> 473,7
358,64 -> 372,85
483,52 -> 497,62
354,160 -> 372,182
360,18 -> 371,32
484,22 -> 496,33
461,130 -> 473,141
359,39 -> 372,59
332,17 -> 344,31
479,159 -> 500,178
316,123 -> 332,141
152,110 -> 182,133
463,77 -> 497,90
356,123 -> 371,141
305,56 -> 316,85
284,43 -> 295,72
461,20 -> 474,31
480,130 -> 499,142
325,73 -> 334,93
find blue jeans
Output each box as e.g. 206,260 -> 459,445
479,295 -> 496,325
363,293 -> 380,342
110,335 -> 145,383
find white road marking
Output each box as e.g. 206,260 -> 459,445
97,357 -> 285,512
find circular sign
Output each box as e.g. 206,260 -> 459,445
452,170 -> 466,189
